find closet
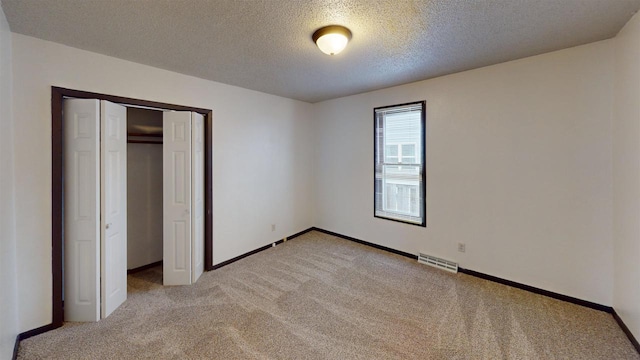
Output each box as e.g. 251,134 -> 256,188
126,107 -> 163,272
63,99 -> 205,323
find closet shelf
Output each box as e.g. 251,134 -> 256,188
128,132 -> 162,137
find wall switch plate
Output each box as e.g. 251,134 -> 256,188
271,224 -> 276,232
458,243 -> 466,253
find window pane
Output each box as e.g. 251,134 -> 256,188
402,156 -> 416,164
385,145 -> 398,163
410,187 -> 418,215
385,184 -> 396,211
402,144 -> 415,156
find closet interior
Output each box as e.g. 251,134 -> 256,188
126,107 -> 163,273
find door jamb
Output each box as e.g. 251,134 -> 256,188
52,86 -> 214,328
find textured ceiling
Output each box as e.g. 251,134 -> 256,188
2,0 -> 639,103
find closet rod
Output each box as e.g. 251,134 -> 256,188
128,140 -> 163,144
128,132 -> 162,137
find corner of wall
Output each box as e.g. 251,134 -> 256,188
309,102 -> 319,227
612,8 -> 640,344
0,2 -> 20,358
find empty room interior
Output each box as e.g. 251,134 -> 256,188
2,0 -> 640,359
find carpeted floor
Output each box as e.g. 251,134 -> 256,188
18,231 -> 639,359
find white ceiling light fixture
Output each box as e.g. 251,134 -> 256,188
312,25 -> 352,56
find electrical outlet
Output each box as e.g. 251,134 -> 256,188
458,243 -> 466,253
271,224 -> 276,232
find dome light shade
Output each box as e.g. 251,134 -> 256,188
312,25 -> 352,56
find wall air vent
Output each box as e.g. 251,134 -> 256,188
418,253 -> 458,273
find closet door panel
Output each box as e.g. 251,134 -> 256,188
163,111 -> 192,285
191,112 -> 204,283
64,99 -> 101,322
100,100 -> 128,318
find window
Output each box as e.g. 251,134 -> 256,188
374,101 -> 425,226
384,143 -> 416,164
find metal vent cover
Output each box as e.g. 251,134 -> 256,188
418,253 -> 458,273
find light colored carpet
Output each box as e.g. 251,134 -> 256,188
18,231 -> 639,359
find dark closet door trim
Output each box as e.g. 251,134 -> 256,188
50,86 -> 214,330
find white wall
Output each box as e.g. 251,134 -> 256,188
11,33 -> 314,332
313,40 -> 614,306
613,11 -> 640,341
127,143 -> 163,270
0,2 -> 18,358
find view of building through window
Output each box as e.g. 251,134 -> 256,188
374,102 -> 425,225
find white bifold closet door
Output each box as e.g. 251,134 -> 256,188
100,101 -> 128,318
64,99 -> 127,322
191,113 -> 205,283
64,99 -> 101,322
163,111 -> 204,285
